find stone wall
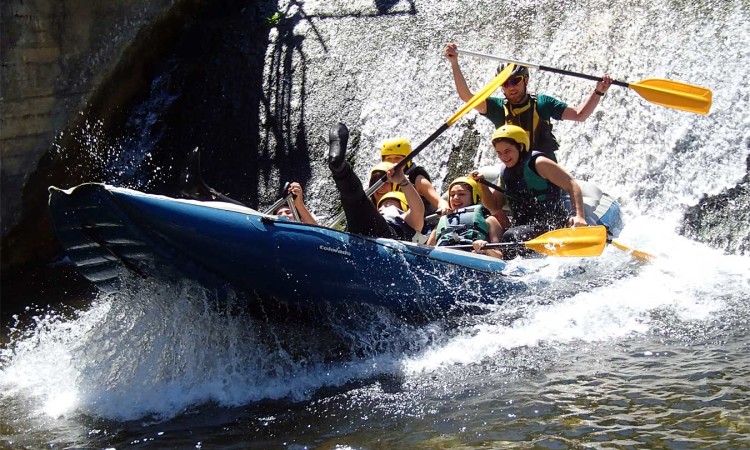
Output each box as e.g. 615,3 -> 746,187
1,0 -> 224,270
1,0 -> 180,264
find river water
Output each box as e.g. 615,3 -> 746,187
2,0 -> 750,448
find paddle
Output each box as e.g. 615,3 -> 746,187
179,147 -> 248,206
180,149 -> 304,220
476,176 -> 654,261
456,49 -> 712,115
263,182 -> 301,221
446,225 -> 607,257
326,63 -> 518,227
609,239 -> 655,263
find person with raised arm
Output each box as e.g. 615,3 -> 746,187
443,43 -> 612,158
328,123 -> 424,241
379,137 -> 449,217
272,182 -> 318,225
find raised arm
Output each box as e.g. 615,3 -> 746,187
289,182 -> 318,225
389,166 -> 425,232
444,43 -> 488,114
561,75 -> 612,122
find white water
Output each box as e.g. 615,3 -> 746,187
2,0 -> 750,439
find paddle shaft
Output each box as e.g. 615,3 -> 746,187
370,124 -> 449,192
476,177 -> 505,193
447,241 -> 525,251
286,196 -> 301,221
264,192 -> 296,216
366,62 -> 515,199
456,49 -> 627,87
327,64 -> 516,228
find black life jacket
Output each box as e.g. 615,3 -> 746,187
504,95 -> 560,157
500,151 -> 568,228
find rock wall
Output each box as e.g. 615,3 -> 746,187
0,0 -> 206,269
681,153 -> 750,256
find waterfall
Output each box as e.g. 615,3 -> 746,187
44,0 -> 748,251
255,0 -> 749,247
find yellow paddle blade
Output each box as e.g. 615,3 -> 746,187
525,226 -> 607,257
610,239 -> 656,263
446,64 -> 514,126
630,78 -> 712,115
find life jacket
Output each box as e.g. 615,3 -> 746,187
503,95 -> 559,157
499,151 -> 568,228
434,205 -> 491,246
380,205 -> 418,242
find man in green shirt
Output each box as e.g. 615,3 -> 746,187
444,43 -> 612,157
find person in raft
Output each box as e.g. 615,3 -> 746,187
328,123 -> 424,241
443,43 -> 612,159
273,181 -> 318,225
427,176 -> 505,259
379,137 -> 449,217
367,161 -> 399,206
472,124 -> 588,259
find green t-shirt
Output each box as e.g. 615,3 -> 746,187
483,94 -> 568,128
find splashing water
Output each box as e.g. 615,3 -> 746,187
2,0 -> 750,447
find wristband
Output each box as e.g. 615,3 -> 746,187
398,180 -> 409,187
594,89 -> 605,96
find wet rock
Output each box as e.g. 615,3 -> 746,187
681,155 -> 750,256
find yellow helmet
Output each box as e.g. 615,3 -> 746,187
491,124 -> 530,152
381,137 -> 412,159
448,176 -> 481,204
377,191 -> 409,211
368,161 -> 398,191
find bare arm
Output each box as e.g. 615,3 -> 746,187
289,182 -> 318,225
470,171 -> 505,215
472,239 -> 503,259
485,216 -> 504,242
444,43 -> 488,114
560,75 -> 612,122
534,158 -> 587,227
388,167 -> 425,232
426,228 -> 437,246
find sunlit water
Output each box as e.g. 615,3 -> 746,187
3,0 -> 750,448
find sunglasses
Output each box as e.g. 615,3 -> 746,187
502,75 -> 525,88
